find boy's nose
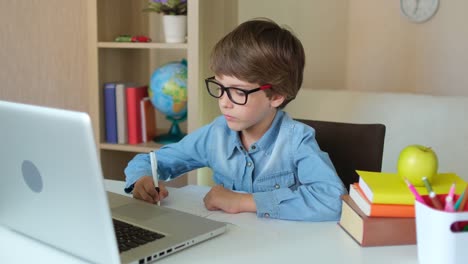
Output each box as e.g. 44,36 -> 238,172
218,92 -> 233,108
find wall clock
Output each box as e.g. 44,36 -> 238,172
400,0 -> 439,23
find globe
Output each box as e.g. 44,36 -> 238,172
149,59 -> 188,143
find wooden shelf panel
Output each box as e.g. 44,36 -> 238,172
92,0 -> 201,186
100,142 -> 163,153
98,42 -> 188,49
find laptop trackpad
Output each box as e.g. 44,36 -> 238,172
112,203 -> 168,221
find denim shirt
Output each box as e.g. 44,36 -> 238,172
124,110 -> 346,221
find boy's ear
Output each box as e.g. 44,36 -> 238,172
269,93 -> 285,108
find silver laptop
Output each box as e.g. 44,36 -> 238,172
0,100 -> 227,264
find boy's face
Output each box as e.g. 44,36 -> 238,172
214,75 -> 285,134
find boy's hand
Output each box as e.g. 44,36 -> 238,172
203,185 -> 256,214
133,176 -> 169,204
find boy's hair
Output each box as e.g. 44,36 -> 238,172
210,18 -> 305,108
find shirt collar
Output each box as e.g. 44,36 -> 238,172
226,130 -> 243,159
254,110 -> 284,153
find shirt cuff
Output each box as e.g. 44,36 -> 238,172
253,188 -> 297,219
252,188 -> 290,218
253,191 -> 276,218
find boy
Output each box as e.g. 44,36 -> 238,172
124,18 -> 346,221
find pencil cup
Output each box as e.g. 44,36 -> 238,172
415,197 -> 468,264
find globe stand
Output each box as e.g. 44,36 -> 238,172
153,114 -> 186,144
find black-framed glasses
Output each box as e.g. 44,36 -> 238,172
205,76 -> 272,105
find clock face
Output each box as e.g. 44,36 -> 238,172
400,0 -> 439,23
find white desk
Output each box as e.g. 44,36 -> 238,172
0,180 -> 419,264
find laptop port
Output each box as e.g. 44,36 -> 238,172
166,248 -> 173,254
139,259 -> 145,264
174,243 -> 185,250
159,251 -> 165,257
147,256 -> 152,262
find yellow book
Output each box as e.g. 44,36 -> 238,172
357,170 -> 467,205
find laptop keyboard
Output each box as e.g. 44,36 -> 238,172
113,219 -> 165,253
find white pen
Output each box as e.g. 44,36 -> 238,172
149,151 -> 160,206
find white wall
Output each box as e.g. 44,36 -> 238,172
346,0 -> 468,96
237,0 -> 468,96
238,0 -> 349,90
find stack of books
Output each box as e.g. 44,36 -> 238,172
338,170 -> 467,247
103,82 -> 157,145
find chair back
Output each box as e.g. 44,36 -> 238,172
295,119 -> 386,191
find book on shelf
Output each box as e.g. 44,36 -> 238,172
103,82 -> 117,143
126,85 -> 148,145
357,170 -> 467,205
338,194 -> 416,247
140,97 -> 157,143
349,183 -> 414,218
115,82 -> 134,144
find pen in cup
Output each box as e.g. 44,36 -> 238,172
455,185 -> 468,211
454,191 -> 465,211
404,178 -> 426,205
444,182 -> 456,212
149,151 -> 161,206
422,176 -> 434,193
428,191 -> 443,210
422,176 -> 443,210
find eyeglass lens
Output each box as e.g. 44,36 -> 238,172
206,82 -> 247,105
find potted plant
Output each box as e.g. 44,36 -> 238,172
144,0 -> 187,43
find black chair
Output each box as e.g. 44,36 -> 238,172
295,119 -> 386,192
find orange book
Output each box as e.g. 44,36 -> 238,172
140,97 -> 157,143
349,183 -> 415,218
339,195 -> 416,247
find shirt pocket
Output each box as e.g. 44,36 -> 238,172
213,173 -> 234,190
254,171 -> 296,192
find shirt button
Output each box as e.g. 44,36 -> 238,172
274,184 -> 280,189
247,162 -> 252,167
251,145 -> 256,150
264,213 -> 270,218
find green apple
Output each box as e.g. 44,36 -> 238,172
397,144 -> 438,187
